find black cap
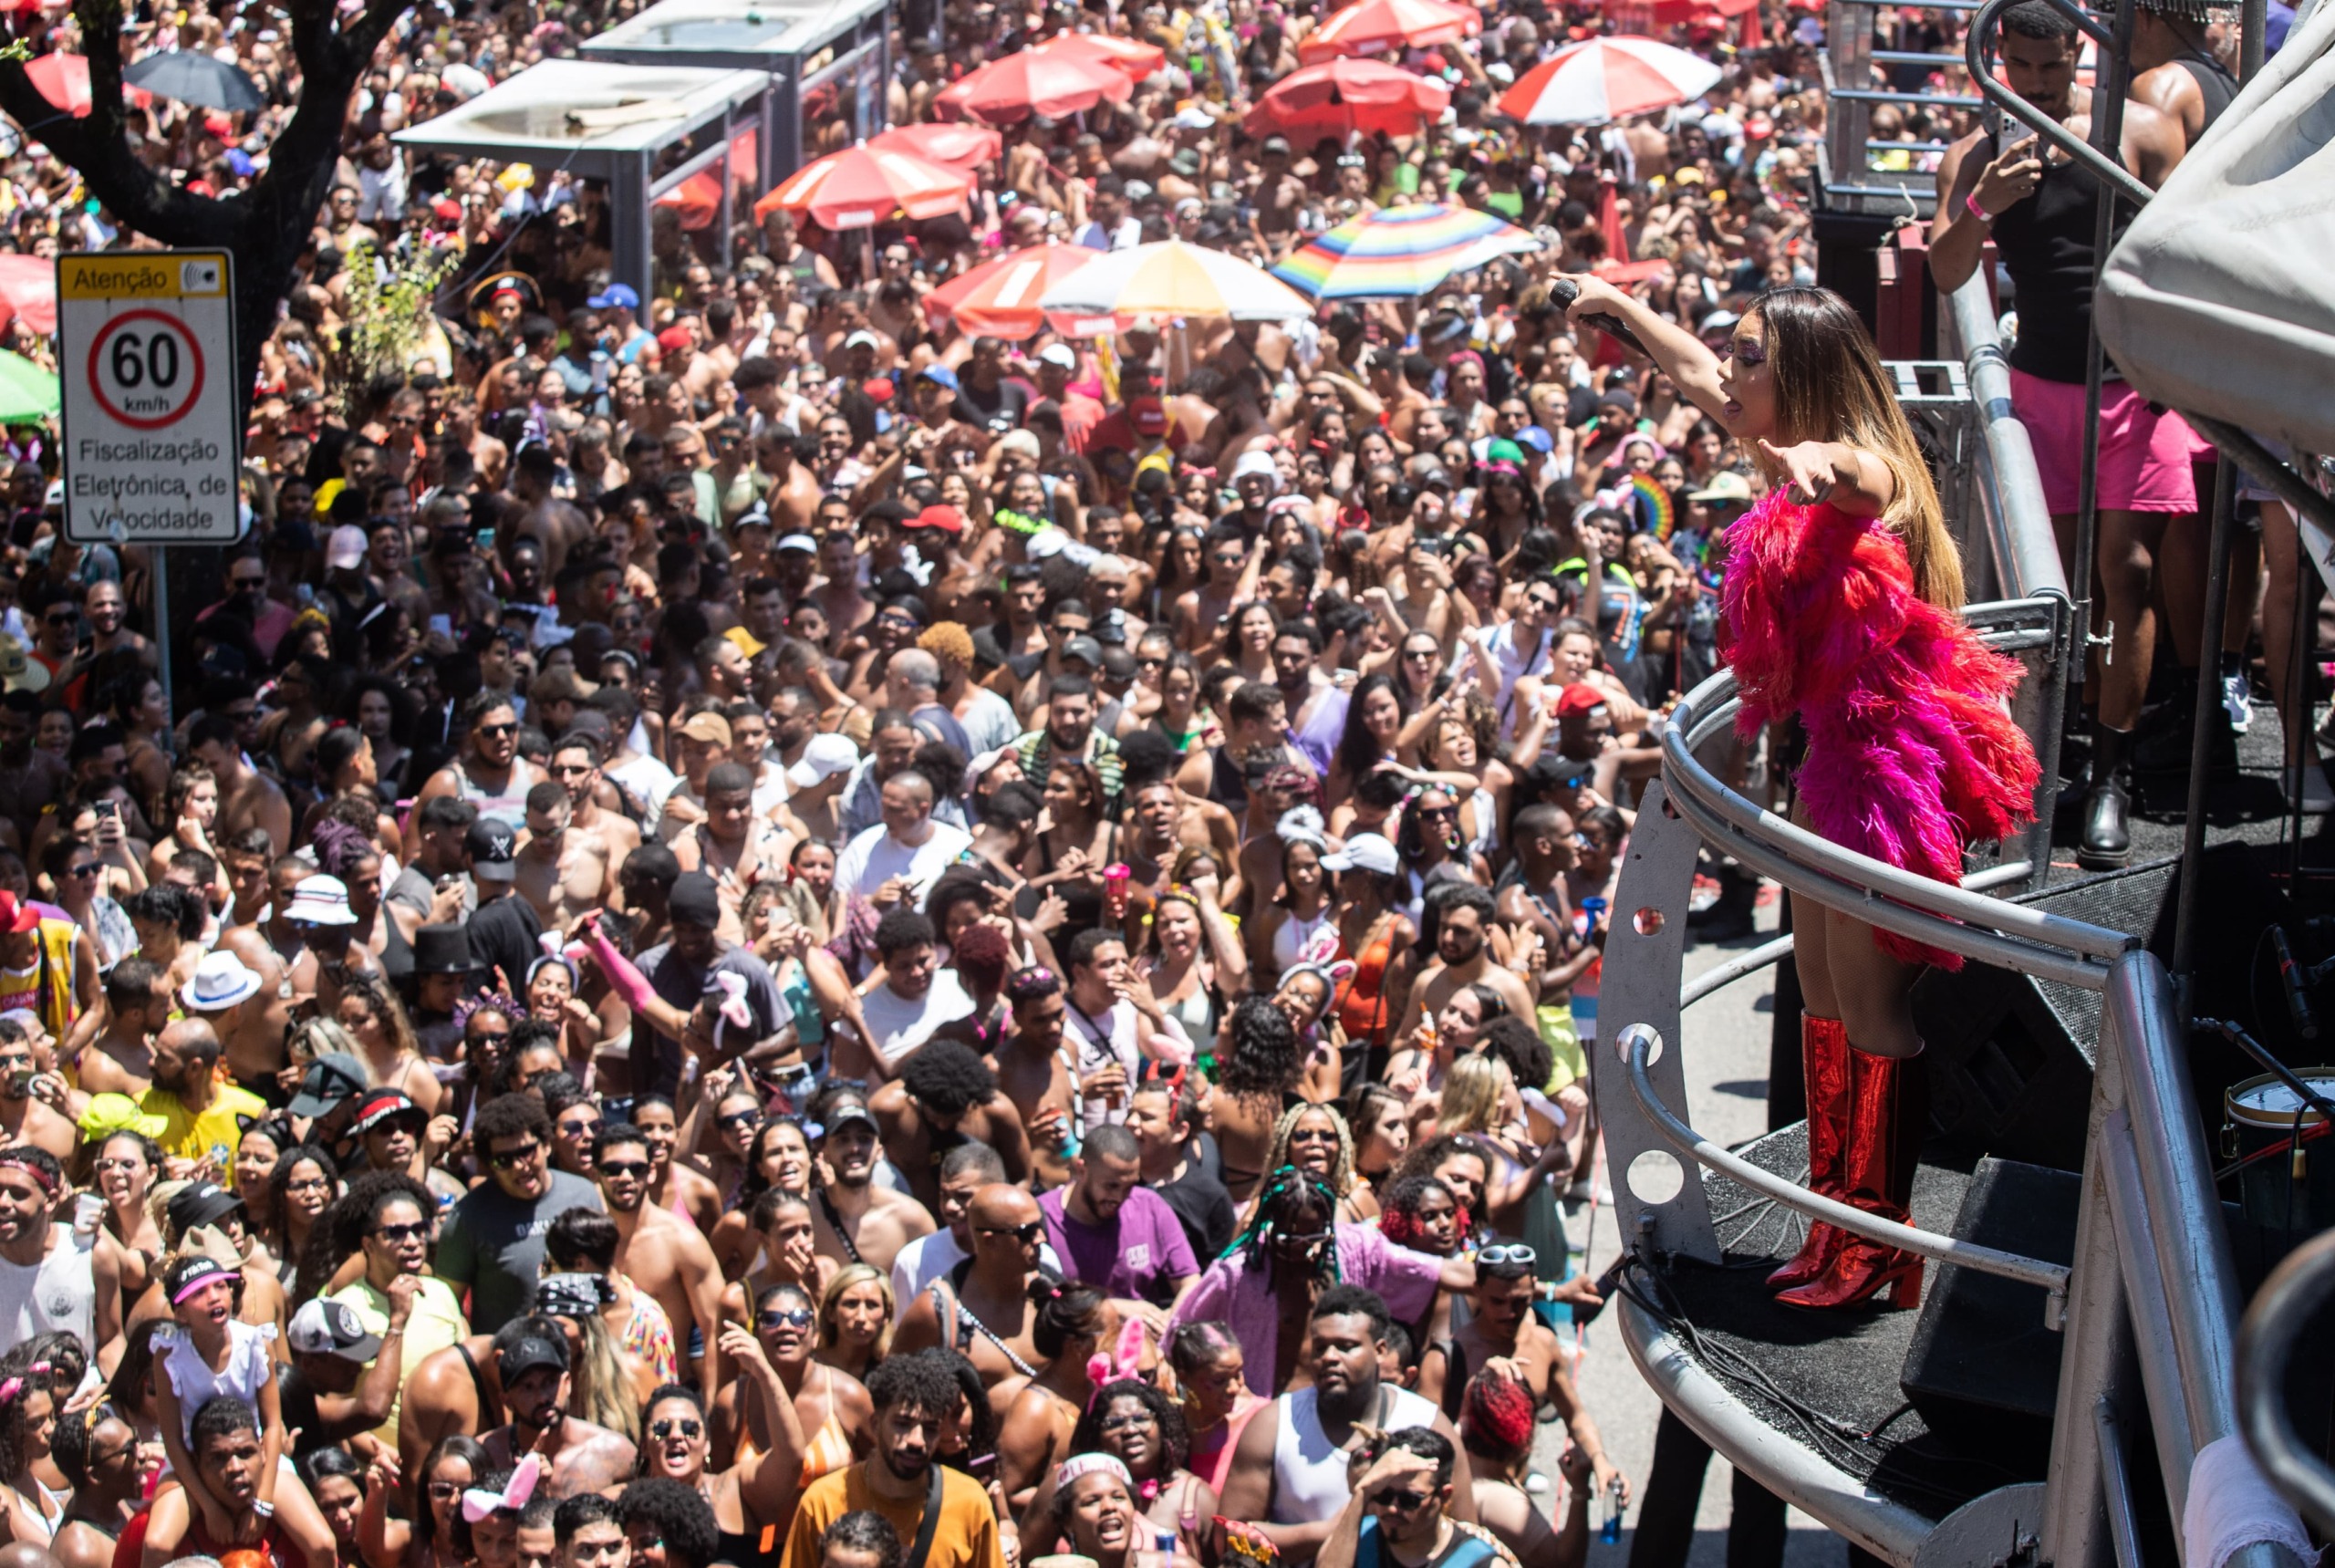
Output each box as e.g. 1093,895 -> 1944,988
167,1181 -> 245,1235
286,1052 -> 368,1117
163,1252 -> 240,1304
668,870 -> 722,929
466,819 -> 517,882
498,1334 -> 569,1382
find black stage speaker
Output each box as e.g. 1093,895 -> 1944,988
1899,1156 -> 2082,1470
1913,859 -> 2179,1172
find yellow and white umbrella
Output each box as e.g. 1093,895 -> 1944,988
1035,240 -> 1316,333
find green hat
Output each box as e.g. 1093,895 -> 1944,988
78,1092 -> 167,1145
1484,437 -> 1527,468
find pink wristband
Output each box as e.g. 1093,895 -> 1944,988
1965,192 -> 1995,225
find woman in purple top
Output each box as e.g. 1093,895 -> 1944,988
1165,1166 -> 1478,1397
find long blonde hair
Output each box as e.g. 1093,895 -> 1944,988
1437,1054 -> 1512,1138
1754,286 -> 1963,612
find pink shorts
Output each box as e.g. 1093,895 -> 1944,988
2009,369 -> 2200,515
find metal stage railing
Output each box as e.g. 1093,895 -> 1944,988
1595,274 -> 2308,1565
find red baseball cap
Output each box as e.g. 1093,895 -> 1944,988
908,504 -> 965,534
1130,397 -> 1168,437
656,326 -> 693,352
0,892 -> 39,936
1555,682 -> 1609,718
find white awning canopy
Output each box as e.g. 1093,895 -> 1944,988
2096,0 -> 2335,459
579,0 -> 888,67
392,57 -> 768,173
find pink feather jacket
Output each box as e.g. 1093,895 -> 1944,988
1719,490 -> 2040,969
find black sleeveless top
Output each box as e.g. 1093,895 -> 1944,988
1988,130 -> 2124,385
2174,48 -> 2238,130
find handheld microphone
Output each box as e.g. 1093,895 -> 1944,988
1548,276 -> 1651,358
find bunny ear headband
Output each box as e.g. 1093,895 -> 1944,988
462,1454 -> 544,1523
1084,1317 -> 1149,1405
1285,927 -> 1359,992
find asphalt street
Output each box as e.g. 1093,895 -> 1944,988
1535,894 -> 1842,1568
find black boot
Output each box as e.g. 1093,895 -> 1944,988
2134,675 -> 2236,774
2080,723 -> 2133,869
1690,858 -> 1759,942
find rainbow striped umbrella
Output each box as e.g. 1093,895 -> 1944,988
1271,204 -> 1543,299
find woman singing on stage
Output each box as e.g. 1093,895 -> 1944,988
1557,278 -> 2040,1311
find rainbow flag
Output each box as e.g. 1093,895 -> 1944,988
1271,202 -> 1542,299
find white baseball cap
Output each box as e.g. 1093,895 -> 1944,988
1323,834 -> 1400,877
326,525 -> 368,571
1232,449 -> 1281,484
1038,343 -> 1078,370
786,732 -> 860,790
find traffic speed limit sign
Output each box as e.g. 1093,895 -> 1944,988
86,310 -> 207,431
58,251 -> 241,544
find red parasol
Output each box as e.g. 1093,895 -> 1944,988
753,143 -> 972,228
24,53 -> 150,118
921,243 -> 1105,338
1243,57 -> 1452,140
1297,0 -> 1480,62
1036,32 -> 1168,79
868,121 -> 1005,172
934,45 -> 1137,123
0,256 -> 56,336
655,128 -> 757,232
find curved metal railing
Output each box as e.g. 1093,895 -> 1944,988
1661,655 -> 2136,992
1620,1021 -> 2075,1306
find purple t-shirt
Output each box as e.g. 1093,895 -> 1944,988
1166,1222 -> 1448,1396
1038,1186 -> 1200,1302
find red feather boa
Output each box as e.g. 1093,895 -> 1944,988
1719,491 -> 2040,969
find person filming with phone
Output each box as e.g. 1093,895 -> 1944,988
1927,0 -> 2188,870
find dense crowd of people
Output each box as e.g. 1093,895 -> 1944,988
0,0 -> 2247,1556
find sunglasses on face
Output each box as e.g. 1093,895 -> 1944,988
977,1221 -> 1045,1244
1477,1243 -> 1538,1267
558,1116 -> 602,1137
717,1109 -> 761,1130
476,722 -> 518,739
1372,1489 -> 1437,1514
649,1417 -> 703,1440
488,1140 -> 542,1168
1291,1127 -> 1338,1143
371,1220 -> 429,1243
597,1158 -> 651,1179
757,1306 -> 814,1329
1099,1411 -> 1156,1433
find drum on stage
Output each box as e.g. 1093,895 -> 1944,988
2223,1070 -> 2335,1232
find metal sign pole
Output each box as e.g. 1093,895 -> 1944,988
152,545 -> 170,713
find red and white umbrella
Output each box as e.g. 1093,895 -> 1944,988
1297,0 -> 1479,61
868,121 -> 1004,172
922,243 -> 1105,338
753,143 -> 972,229
1244,57 -> 1450,140
934,47 -> 1135,124
1497,36 -> 1723,123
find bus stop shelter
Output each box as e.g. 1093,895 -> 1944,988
579,0 -> 890,188
393,58 -> 770,302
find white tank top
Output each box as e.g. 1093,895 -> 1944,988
0,1225 -> 95,1353
1271,1383 -> 1440,1525
457,758 -> 541,832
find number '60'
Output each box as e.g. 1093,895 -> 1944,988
109,330 -> 180,391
